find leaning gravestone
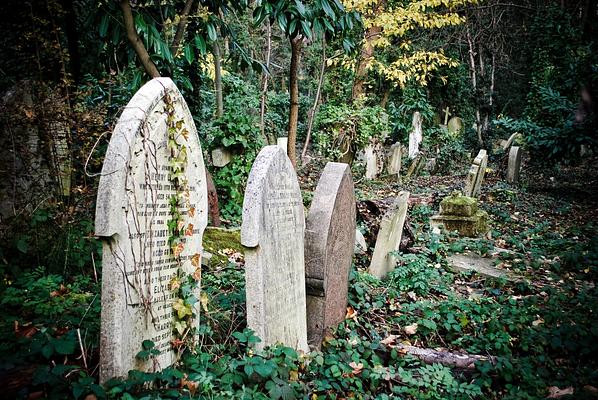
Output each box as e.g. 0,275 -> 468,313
408,111 -> 423,159
464,149 -> 487,198
369,191 -> 410,279
305,162 -> 356,348
506,146 -> 522,184
387,143 -> 402,177
95,78 -> 208,382
241,145 -> 309,352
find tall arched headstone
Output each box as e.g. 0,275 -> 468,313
95,78 -> 208,382
241,146 -> 309,352
305,162 -> 356,348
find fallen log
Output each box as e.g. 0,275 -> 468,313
381,336 -> 496,369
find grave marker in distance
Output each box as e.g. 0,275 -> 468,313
241,145 -> 309,353
305,162 -> 356,348
95,78 -> 208,382
507,146 -> 522,184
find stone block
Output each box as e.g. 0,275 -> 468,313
439,194 -> 478,217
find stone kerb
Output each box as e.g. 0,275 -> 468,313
369,191 -> 410,279
305,162 -> 356,349
95,78 -> 208,382
241,145 -> 309,353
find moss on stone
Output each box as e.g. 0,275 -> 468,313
440,193 -> 478,217
202,227 -> 243,268
430,210 -> 489,237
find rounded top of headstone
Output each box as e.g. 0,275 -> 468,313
241,145 -> 300,247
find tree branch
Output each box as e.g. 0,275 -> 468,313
119,0 -> 160,78
170,0 -> 195,57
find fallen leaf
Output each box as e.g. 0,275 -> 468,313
289,370 -> 299,381
380,335 -> 398,346
404,323 -> 418,335
346,306 -> 357,320
185,223 -> 194,236
349,361 -> 364,375
532,318 -> 544,326
407,291 -> 417,301
191,253 -> 201,267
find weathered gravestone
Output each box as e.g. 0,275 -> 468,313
212,147 -> 233,167
507,146 -> 522,184
369,191 -> 410,279
364,144 -> 378,180
305,162 -> 356,348
464,149 -> 488,198
95,78 -> 208,382
387,142 -> 402,177
277,136 -> 288,154
430,193 -> 488,237
241,145 -> 309,352
408,111 -> 423,159
447,116 -> 464,136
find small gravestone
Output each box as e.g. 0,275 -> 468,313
212,147 -> 233,167
369,191 -> 410,279
408,111 -> 423,159
305,162 -> 356,348
430,193 -> 488,237
464,150 -> 487,198
354,229 -> 367,254
447,117 -> 463,136
277,137 -> 288,154
387,143 -> 402,177
95,78 -> 208,382
507,146 -> 522,184
364,144 -> 377,179
241,145 -> 309,352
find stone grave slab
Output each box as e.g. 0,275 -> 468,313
369,191 -> 410,279
241,145 -> 309,352
507,146 -> 522,184
95,78 -> 208,382
305,162 -> 356,348
448,253 -> 518,281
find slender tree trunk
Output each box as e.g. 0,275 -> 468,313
352,25 -> 382,101
466,26 -> 483,146
301,39 -> 326,162
119,0 -> 160,78
170,0 -> 195,56
259,21 -> 272,144
213,40 -> 223,117
287,36 -> 302,168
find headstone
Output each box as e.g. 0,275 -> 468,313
506,146 -> 522,184
95,78 -> 208,382
364,144 -> 377,179
277,137 -> 288,155
305,162 -> 356,348
447,117 -> 463,136
463,150 -> 487,198
430,193 -> 488,237
212,147 -> 233,167
369,191 -> 410,279
387,143 -> 402,177
354,229 -> 367,254
425,157 -> 437,173
502,132 -> 522,150
408,111 -> 423,159
241,145 -> 309,352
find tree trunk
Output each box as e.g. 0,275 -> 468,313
170,0 -> 195,57
287,36 -> 302,168
259,21 -> 272,144
119,0 -> 160,78
301,39 -> 326,163
466,26 -> 483,146
213,40 -> 223,118
352,25 -> 382,101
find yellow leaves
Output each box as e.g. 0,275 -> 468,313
173,298 -> 193,319
191,253 -> 201,267
188,207 -> 195,218
169,276 -> 181,291
200,292 -> 209,312
192,266 -> 202,282
184,223 -> 194,236
172,242 -> 185,258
